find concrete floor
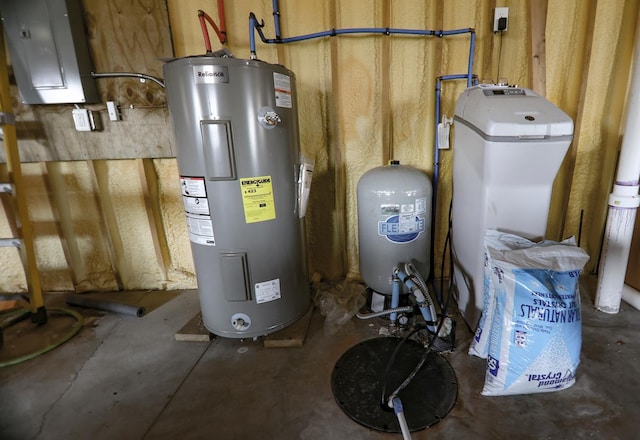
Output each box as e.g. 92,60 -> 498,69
1,274 -> 639,440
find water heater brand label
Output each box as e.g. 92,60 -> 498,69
240,176 -> 276,223
193,65 -> 229,84
378,215 -> 426,243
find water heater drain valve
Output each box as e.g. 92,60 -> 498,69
231,313 -> 252,331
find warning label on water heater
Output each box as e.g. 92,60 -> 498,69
240,176 -> 276,223
180,176 -> 206,198
186,213 -> 215,246
180,176 -> 215,246
273,72 -> 292,108
182,196 -> 210,215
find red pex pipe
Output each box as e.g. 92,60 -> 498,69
204,11 -> 226,44
198,10 -> 213,53
217,0 -> 227,42
198,6 -> 227,54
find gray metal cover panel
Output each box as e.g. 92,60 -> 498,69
0,0 -> 98,104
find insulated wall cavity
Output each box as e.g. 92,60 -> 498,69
164,56 -> 310,338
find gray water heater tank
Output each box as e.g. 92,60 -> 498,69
164,56 -> 310,338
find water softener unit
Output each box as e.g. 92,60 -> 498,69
164,56 -> 310,338
451,84 -> 573,328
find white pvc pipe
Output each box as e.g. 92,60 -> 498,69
391,398 -> 412,440
595,34 -> 640,313
596,208 -> 638,313
396,410 -> 412,440
622,283 -> 640,311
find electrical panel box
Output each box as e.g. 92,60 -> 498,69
0,0 -> 98,104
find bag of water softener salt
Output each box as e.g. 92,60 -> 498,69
469,231 -> 536,359
470,231 -> 578,359
481,238 -> 589,396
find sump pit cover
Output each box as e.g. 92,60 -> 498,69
331,337 -> 457,433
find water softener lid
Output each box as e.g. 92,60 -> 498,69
454,85 -> 574,139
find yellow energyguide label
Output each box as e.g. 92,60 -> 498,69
240,176 -> 276,223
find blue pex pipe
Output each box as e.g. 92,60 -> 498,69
263,0 -> 474,48
250,25 -> 475,53
249,2 -> 476,65
431,73 -> 478,285
249,14 -> 258,58
391,276 -> 401,323
433,73 -> 479,181
467,32 -> 476,87
272,0 -> 282,39
258,2 -> 477,85
395,269 -> 435,331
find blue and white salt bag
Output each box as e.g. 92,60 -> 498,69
469,230 -> 536,359
481,238 -> 589,396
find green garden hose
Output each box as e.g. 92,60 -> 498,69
0,307 -> 84,368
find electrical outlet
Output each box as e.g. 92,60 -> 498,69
72,108 -> 92,131
494,7 -> 509,32
72,108 -> 101,131
106,101 -> 121,121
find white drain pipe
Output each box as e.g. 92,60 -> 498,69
622,284 -> 640,311
595,35 -> 640,313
